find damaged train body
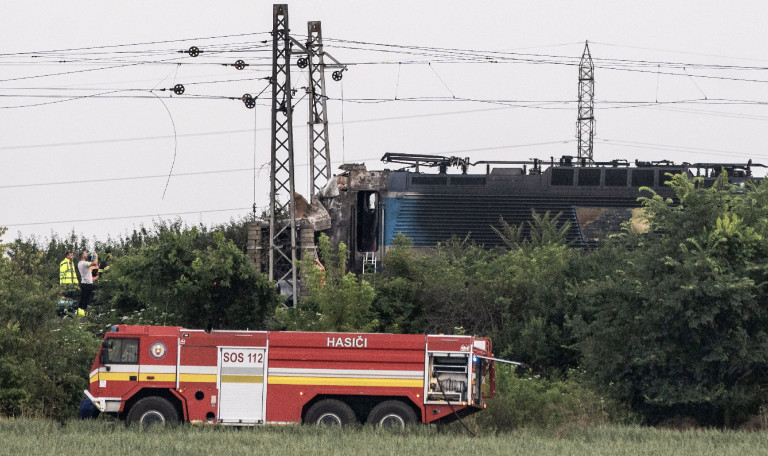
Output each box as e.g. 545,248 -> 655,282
247,154 -> 761,278
310,154 -> 761,273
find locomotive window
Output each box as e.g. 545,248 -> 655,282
658,169 -> 682,186
605,169 -> 628,187
450,177 -> 486,186
631,170 -> 655,187
100,338 -> 139,364
366,192 -> 377,211
412,176 -> 448,186
551,168 -> 574,186
577,169 -> 601,186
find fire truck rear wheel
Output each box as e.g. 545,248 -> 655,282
126,397 -> 179,427
305,399 -> 357,426
367,400 -> 418,428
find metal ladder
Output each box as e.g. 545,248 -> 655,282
362,252 -> 377,275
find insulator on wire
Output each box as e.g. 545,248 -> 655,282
242,93 -> 255,109
173,84 -> 185,95
187,46 -> 200,57
234,60 -> 246,70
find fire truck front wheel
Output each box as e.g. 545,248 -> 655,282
304,399 -> 357,426
126,397 -> 179,427
367,400 -> 418,428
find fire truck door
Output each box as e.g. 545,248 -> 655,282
217,347 -> 266,424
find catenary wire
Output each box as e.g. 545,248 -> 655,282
0,32 -> 270,57
3,208 -> 256,227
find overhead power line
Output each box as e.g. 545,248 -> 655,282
0,105 -> 532,151
0,167 -> 258,189
1,140 -> 577,190
0,156 -> 384,190
590,41 -> 768,64
3,207 -> 255,227
597,138 -> 768,160
0,32 -> 269,57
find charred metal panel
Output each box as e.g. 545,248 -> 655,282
576,207 -> 635,244
316,166 -> 388,270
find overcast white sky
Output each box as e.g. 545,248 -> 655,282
2,1 -> 768,243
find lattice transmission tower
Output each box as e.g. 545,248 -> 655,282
295,21 -> 345,196
267,5 -> 345,306
269,4 -> 299,307
577,41 -> 595,162
306,21 -> 332,196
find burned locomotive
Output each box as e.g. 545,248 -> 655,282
248,153 -> 761,278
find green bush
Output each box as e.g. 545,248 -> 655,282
0,227 -> 99,419
473,367 -> 632,432
277,233 -> 377,332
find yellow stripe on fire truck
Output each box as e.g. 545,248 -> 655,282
89,366 -> 423,388
178,365 -> 217,383
267,377 -> 423,387
267,368 -> 424,388
90,365 -> 217,383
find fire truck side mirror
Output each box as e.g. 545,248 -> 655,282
99,340 -> 111,365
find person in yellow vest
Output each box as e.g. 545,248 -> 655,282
59,250 -> 82,315
59,251 -> 79,286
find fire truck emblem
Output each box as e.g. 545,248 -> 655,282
149,342 -> 167,360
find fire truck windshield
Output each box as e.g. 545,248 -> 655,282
100,338 -> 139,364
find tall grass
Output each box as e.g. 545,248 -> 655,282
1,419 -> 767,456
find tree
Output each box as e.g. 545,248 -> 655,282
371,234 -> 492,336
573,172 -> 768,426
373,219 -> 582,375
7,230 -> 90,290
277,233 -> 377,332
492,211 -> 572,250
0,219 -> 273,420
0,227 -> 99,419
98,227 -> 279,330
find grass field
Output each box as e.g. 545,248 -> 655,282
0,418 -> 766,456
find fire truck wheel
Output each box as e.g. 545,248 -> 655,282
367,400 -> 418,428
126,397 -> 179,427
304,399 -> 357,426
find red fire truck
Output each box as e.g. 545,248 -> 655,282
84,325 -> 499,426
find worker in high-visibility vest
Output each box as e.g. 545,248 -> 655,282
59,251 -> 79,286
59,250 -> 80,315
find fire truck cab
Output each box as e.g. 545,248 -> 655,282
84,325 -> 497,426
